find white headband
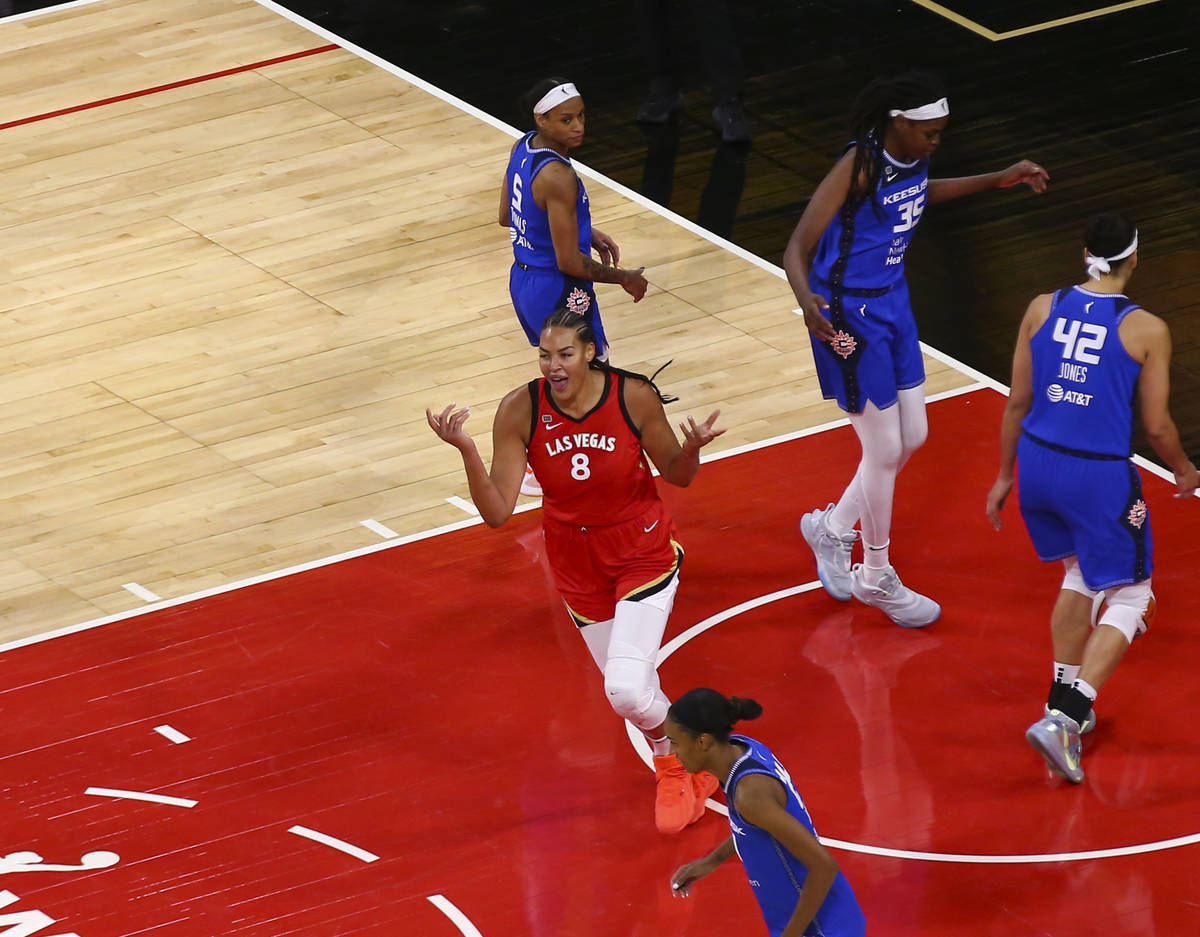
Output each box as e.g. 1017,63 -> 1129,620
1085,230 -> 1138,280
533,82 -> 580,115
889,97 -> 950,121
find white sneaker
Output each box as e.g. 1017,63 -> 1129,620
1026,709 -> 1084,784
520,466 -> 542,497
850,564 -> 940,628
799,504 -> 857,602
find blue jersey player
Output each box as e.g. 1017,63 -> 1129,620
498,77 -> 649,355
783,71 -> 1049,627
987,213 -> 1198,783
666,689 -> 865,937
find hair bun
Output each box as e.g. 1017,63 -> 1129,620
728,696 -> 764,723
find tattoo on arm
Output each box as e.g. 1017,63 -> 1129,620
579,252 -> 628,283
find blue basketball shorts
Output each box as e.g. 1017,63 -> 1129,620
508,263 -> 609,352
807,275 -> 924,414
1017,434 -> 1153,590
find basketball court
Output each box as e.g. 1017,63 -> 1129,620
1,2 -> 1196,935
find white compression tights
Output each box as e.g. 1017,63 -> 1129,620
828,385 -> 928,552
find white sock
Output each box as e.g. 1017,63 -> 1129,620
1073,678 -> 1098,702
650,735 -> 671,757
1054,662 -> 1080,686
861,540 -> 890,585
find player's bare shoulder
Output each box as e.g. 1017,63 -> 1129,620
496,382 -> 535,440
1118,304 -> 1169,362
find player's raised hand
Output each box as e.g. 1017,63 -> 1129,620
680,410 -> 725,450
426,403 -> 473,451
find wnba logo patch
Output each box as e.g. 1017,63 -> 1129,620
830,330 -> 857,359
1046,383 -> 1065,402
565,287 -> 591,314
1127,499 -> 1147,529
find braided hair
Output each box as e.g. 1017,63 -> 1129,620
668,688 -> 764,742
847,71 -> 947,205
540,308 -> 675,403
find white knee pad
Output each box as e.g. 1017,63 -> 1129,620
1061,557 -> 1098,598
1098,580 -> 1154,644
603,653 -> 668,729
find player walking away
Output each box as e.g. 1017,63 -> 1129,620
667,688 -> 866,937
987,213 -> 1198,783
499,78 -> 650,496
783,70 -> 1048,627
427,309 -> 723,832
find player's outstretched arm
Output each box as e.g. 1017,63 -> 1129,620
426,388 -> 529,526
627,379 -> 723,487
929,159 -> 1049,205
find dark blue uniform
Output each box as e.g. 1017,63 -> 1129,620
808,146 -> 930,413
1019,286 -> 1152,589
725,735 -> 866,937
504,131 -> 609,351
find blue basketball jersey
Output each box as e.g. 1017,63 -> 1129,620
811,145 -> 930,290
505,131 -> 591,271
1023,286 -> 1142,457
725,736 -> 866,937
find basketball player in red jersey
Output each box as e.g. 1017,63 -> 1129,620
427,308 -> 724,834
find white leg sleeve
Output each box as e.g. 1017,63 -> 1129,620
602,576 -> 678,731
896,385 -> 929,469
578,617 -> 614,673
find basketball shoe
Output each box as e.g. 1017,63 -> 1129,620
850,564 -> 940,628
1026,709 -> 1084,783
653,754 -> 697,834
800,504 -> 858,601
1044,702 -> 1096,735
690,770 -> 719,824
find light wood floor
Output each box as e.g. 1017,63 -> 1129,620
0,0 -> 976,643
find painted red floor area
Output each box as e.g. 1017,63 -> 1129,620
2,389 -> 1197,937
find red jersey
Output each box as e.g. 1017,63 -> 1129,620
525,370 -> 661,526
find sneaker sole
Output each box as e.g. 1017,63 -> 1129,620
850,586 -> 940,628
1025,723 -> 1084,784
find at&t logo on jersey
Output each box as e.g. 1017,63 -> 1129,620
1046,383 -> 1094,406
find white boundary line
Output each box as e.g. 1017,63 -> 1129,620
359,518 -> 400,539
287,825 -> 379,863
0,0 -> 110,26
153,724 -> 191,744
85,787 -> 197,808
427,895 -> 485,937
122,582 -> 161,603
625,582 -> 1200,864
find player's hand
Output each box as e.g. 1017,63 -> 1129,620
797,292 -> 835,342
670,857 -> 719,898
997,160 -> 1049,194
986,475 -> 1013,530
680,410 -> 725,450
622,266 -> 648,302
1174,461 -> 1199,499
426,403 -> 473,451
592,229 -> 620,266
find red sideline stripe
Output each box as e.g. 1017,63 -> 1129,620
0,43 -> 338,132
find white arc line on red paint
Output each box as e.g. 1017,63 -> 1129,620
85,787 -> 197,808
287,826 -> 378,862
428,895 -> 484,937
